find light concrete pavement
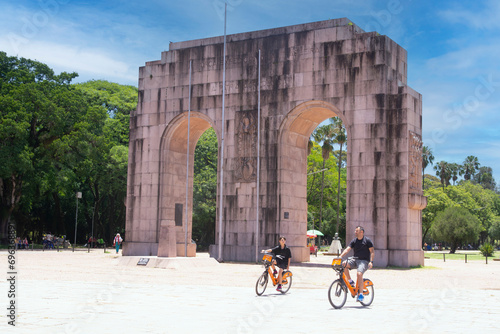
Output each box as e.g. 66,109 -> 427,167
1,250 -> 499,333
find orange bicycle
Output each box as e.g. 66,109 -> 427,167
328,257 -> 374,308
255,252 -> 293,295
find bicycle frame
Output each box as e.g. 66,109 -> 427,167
256,252 -> 293,296
333,258 -> 373,297
263,264 -> 291,286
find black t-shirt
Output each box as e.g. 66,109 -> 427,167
271,245 -> 292,267
348,236 -> 374,261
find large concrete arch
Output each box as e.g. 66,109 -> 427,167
124,18 -> 426,267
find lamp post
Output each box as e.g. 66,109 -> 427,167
91,203 -> 95,249
73,192 -> 82,252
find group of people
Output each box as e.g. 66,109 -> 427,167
15,237 -> 29,249
12,233 -> 124,252
265,226 -> 374,302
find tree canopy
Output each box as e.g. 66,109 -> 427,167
430,206 -> 481,253
192,128 -> 218,250
0,52 -> 137,245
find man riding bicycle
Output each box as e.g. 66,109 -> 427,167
339,226 -> 374,302
263,236 -> 292,292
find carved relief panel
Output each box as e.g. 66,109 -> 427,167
408,131 -> 423,193
234,110 -> 258,182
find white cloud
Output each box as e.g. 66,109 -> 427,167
425,43 -> 500,78
439,0 -> 500,30
0,36 -> 137,83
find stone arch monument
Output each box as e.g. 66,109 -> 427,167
124,18 -> 427,267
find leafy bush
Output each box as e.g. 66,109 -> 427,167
430,206 -> 481,253
479,243 -> 494,257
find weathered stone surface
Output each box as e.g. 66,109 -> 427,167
124,18 -> 425,267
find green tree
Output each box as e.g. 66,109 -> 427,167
0,53 -> 137,244
192,128 -> 218,250
73,80 -> 137,241
454,182 -> 497,242
332,117 -> 346,236
448,163 -> 462,185
0,52 -> 81,243
431,206 -> 481,253
306,141 -> 346,242
311,121 -> 336,237
434,160 -> 451,190
462,155 -> 480,181
473,166 -> 496,191
422,187 -> 454,243
489,218 -> 500,243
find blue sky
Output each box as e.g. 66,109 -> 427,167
1,0 -> 499,185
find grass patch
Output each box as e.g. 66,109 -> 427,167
385,264 -> 438,270
424,251 -> 499,261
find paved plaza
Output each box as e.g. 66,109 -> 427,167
1,250 -> 499,333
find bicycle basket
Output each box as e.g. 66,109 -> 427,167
331,258 -> 342,269
262,254 -> 273,263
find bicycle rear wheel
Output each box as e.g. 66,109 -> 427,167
280,276 -> 292,294
255,272 -> 268,296
328,279 -> 347,309
360,280 -> 374,307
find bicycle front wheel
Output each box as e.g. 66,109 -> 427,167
328,279 -> 347,309
280,276 -> 292,294
360,280 -> 374,307
255,272 -> 268,296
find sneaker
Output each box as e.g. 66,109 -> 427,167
356,294 -> 364,302
349,280 -> 355,287
276,284 -> 282,292
273,269 -> 277,276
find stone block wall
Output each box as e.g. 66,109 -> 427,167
124,18 -> 425,266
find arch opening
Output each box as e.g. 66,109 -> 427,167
157,112 -> 219,257
277,100 -> 349,262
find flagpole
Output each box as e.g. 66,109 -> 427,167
217,3 -> 227,262
255,49 -> 261,263
185,60 -> 192,257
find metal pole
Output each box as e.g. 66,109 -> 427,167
73,192 -> 81,252
336,141 -> 343,236
91,203 -> 95,249
217,3 -> 227,262
255,49 -> 261,263
185,60 -> 192,257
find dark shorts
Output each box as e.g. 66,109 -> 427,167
274,261 -> 288,270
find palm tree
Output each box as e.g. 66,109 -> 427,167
311,123 -> 336,238
434,161 -> 451,190
332,118 -> 346,236
463,156 -> 480,181
422,146 -> 434,188
449,163 -> 462,185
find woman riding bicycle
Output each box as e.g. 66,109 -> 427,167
263,236 -> 292,292
339,226 -> 374,302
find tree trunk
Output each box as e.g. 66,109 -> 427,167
0,175 -> 22,244
319,159 -> 325,242
422,226 -> 430,245
422,167 -> 425,189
